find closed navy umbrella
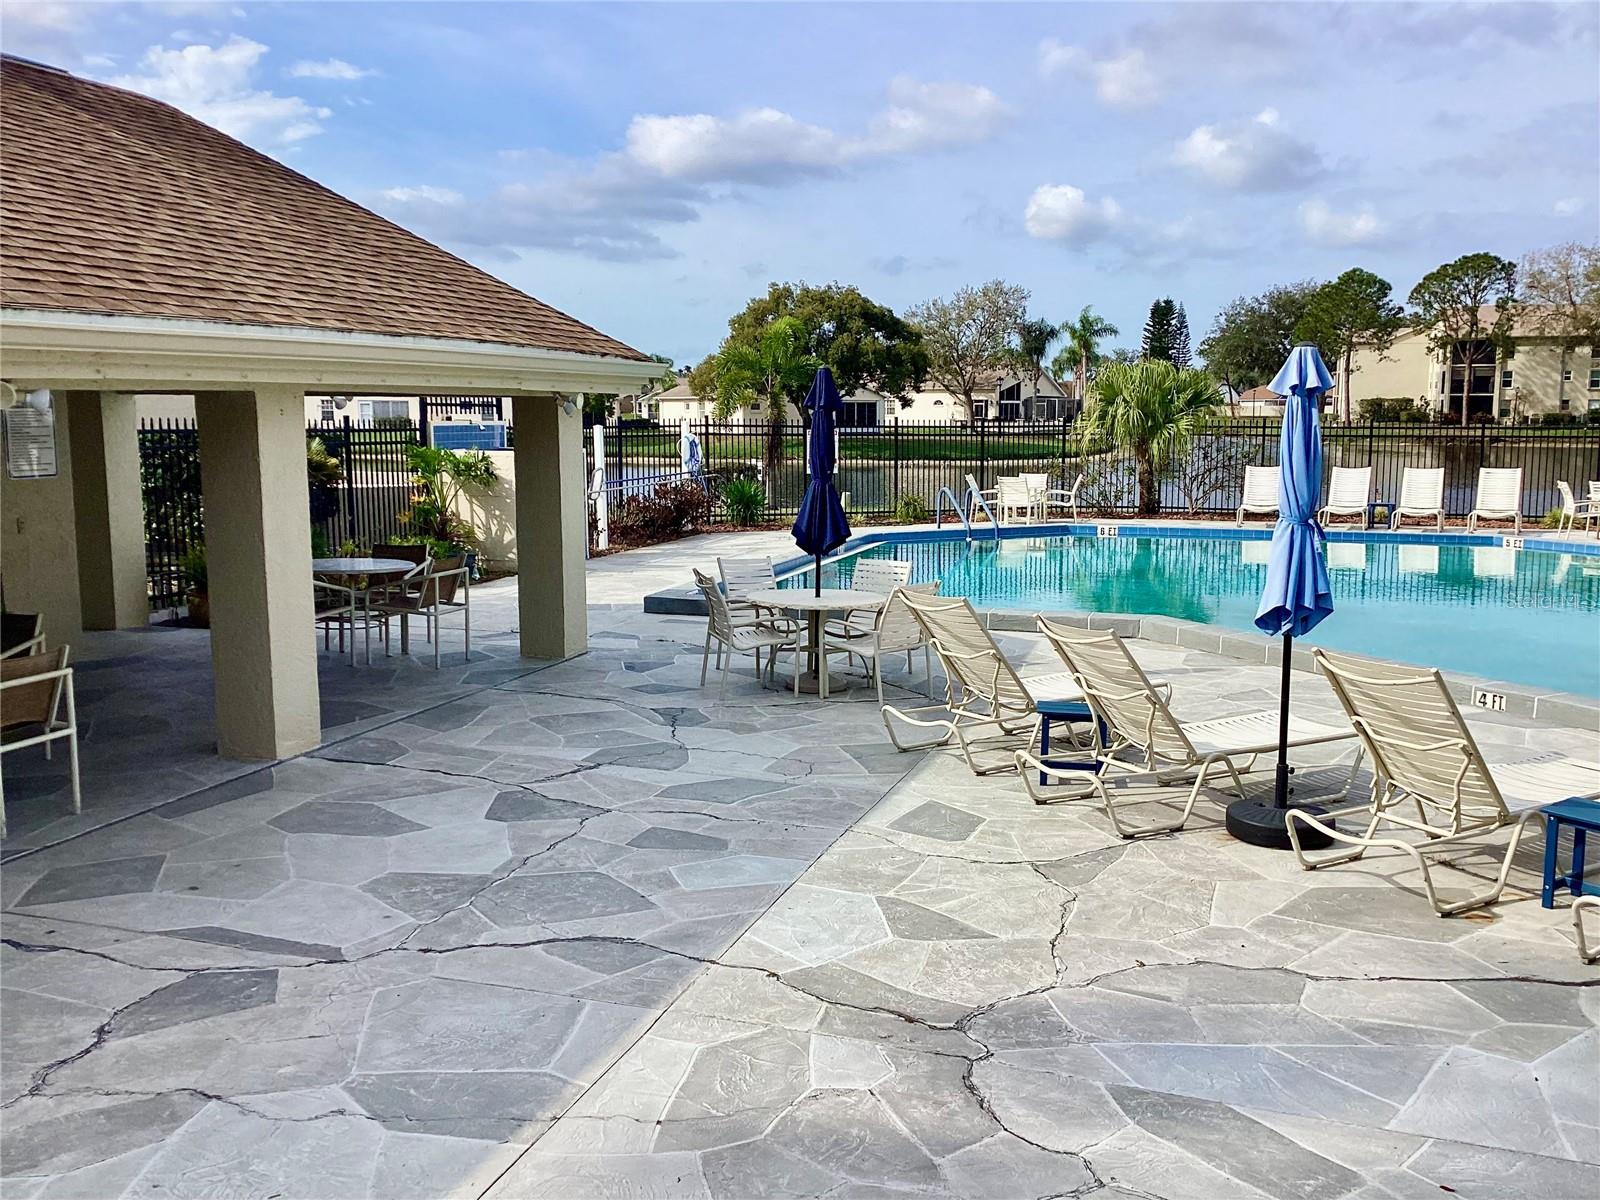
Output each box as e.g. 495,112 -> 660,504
1227,344 -> 1338,849
792,367 -> 851,597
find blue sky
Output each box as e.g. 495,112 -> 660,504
5,1 -> 1597,367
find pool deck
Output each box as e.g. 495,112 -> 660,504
1,530 -> 1596,1199
643,519 -> 1600,730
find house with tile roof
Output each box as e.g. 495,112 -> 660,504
0,54 -> 661,762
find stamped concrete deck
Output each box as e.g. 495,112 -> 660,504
2,532 -> 1596,1199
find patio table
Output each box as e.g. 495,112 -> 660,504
311,557 -> 418,664
746,586 -> 884,698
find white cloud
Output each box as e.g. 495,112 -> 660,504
288,58 -> 376,81
1554,196 -> 1584,216
623,76 -> 1006,184
1023,184 -> 1123,245
1038,39 -> 1159,109
380,185 -> 464,206
1172,109 -> 1324,190
110,37 -> 332,145
1298,198 -> 1387,246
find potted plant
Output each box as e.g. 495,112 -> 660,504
399,445 -> 497,586
181,544 -> 209,627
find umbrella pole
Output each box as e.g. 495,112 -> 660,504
1273,632 -> 1293,809
814,553 -> 822,598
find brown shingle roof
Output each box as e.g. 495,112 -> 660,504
0,56 -> 647,361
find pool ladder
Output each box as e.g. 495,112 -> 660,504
935,485 -> 1000,543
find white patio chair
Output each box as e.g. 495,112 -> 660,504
1236,465 -> 1280,525
1318,466 -> 1371,527
1465,467 -> 1523,534
0,647 -> 80,838
1287,648 -> 1600,916
1016,619 -> 1359,838
1039,473 -> 1083,521
1389,467 -> 1445,531
1555,481 -> 1600,534
693,571 -> 798,699
881,591 -> 1088,774
828,582 -> 941,704
996,476 -> 1037,525
826,558 -> 912,642
371,557 -> 471,668
717,556 -> 781,627
313,579 -> 360,667
964,473 -> 998,524
1,612 -> 44,660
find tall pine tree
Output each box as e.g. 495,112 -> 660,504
1141,298 -> 1179,363
1172,303 -> 1192,368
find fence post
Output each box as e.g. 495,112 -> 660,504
591,423 -> 608,551
892,417 -> 901,508
340,415 -> 356,548
418,397 -> 431,447
978,419 -> 988,491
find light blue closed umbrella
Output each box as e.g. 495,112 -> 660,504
1227,344 -> 1336,847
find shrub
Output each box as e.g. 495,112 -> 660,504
180,544 -> 208,595
1543,506 -> 1565,529
893,494 -> 932,523
610,481 -> 711,545
721,477 -> 766,526
1537,412 -> 1579,427
1358,397 -> 1430,422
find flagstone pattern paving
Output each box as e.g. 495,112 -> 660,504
2,535 -> 1596,1199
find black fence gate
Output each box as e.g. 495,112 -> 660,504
139,419 -> 205,611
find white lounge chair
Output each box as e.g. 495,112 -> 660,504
1318,466 -> 1372,527
881,591 -> 1087,774
1016,619 -> 1360,838
1389,467 -> 1445,531
1465,467 -> 1523,534
1575,895 -> 1600,963
829,582 -> 940,704
1555,481 -> 1600,535
1287,648 -> 1600,916
1042,473 -> 1083,521
826,558 -> 912,641
693,570 -> 798,698
0,647 -> 81,838
996,476 -> 1037,525
1236,465 -> 1280,525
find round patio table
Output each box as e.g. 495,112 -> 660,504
311,558 -> 418,664
746,586 -> 885,698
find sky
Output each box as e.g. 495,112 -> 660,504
4,1 -> 1597,368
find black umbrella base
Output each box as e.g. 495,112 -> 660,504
1225,797 -> 1336,851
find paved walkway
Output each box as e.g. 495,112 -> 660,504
2,533 -> 1596,1199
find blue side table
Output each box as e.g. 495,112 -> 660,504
1542,798 -> 1600,909
1035,699 -> 1103,786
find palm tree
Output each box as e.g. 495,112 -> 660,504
1014,317 -> 1059,418
1079,360 -> 1218,516
1060,306 -> 1120,408
714,316 -> 821,487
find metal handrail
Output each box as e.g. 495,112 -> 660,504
934,486 -> 999,542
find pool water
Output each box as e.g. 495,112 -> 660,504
806,533 -> 1600,697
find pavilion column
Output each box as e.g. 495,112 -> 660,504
195,388 -> 320,759
67,391 -> 148,630
512,394 -> 587,659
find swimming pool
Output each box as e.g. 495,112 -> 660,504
786,527 -> 1600,697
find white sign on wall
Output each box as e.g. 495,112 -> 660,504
3,406 -> 58,480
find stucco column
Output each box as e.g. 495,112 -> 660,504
512,394 -> 586,659
0,392 -> 81,647
67,391 -> 148,630
195,388 -> 320,759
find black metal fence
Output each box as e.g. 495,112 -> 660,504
138,417 -> 427,611
589,417 -> 1600,523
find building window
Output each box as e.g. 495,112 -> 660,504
997,381 -> 1022,421
839,401 -> 877,429
970,398 -> 987,420
1589,365 -> 1600,390
1563,369 -> 1575,383
1500,369 -> 1513,390
319,398 -> 335,422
